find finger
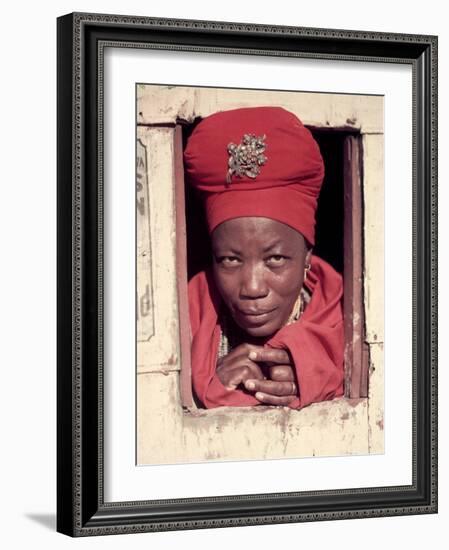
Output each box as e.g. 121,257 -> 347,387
217,356 -> 264,380
269,365 -> 295,382
242,361 -> 265,381
254,392 -> 297,406
236,343 -> 268,359
248,348 -> 291,366
224,346 -> 270,373
226,363 -> 264,389
244,379 -> 297,396
218,344 -> 254,364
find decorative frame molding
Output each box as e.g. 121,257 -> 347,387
57,12 -> 437,536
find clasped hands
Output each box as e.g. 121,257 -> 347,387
216,343 -> 298,406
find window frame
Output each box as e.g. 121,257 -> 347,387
175,122 -> 370,407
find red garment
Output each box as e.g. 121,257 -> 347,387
183,107 -> 324,245
188,255 -> 344,409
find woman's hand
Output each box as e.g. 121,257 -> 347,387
216,343 -> 265,390
243,348 -> 299,406
216,345 -> 298,405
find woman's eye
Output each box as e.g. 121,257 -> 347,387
266,255 -> 287,266
217,256 -> 240,267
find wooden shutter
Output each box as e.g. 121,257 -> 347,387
343,135 -> 369,398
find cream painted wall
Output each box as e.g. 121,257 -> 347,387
136,86 -> 384,465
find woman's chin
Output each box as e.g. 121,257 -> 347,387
236,320 -> 280,339
244,327 -> 274,339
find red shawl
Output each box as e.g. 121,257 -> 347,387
188,255 -> 344,409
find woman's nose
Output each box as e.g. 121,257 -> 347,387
239,264 -> 269,299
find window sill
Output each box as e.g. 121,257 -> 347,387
183,396 -> 367,419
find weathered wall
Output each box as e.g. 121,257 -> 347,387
136,85 -> 384,465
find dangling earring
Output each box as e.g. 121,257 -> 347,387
304,262 -> 311,282
287,261 -> 312,325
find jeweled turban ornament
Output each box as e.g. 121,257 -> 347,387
226,133 -> 267,185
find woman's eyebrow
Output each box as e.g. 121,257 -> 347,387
213,246 -> 242,255
262,240 -> 284,253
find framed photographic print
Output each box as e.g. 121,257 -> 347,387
57,12 -> 438,536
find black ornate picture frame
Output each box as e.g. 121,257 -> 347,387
57,12 -> 438,536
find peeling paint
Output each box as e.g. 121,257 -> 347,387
137,87 -> 384,465
166,354 -> 177,366
205,450 -> 220,460
346,398 -> 366,408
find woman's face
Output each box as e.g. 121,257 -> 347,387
211,217 -> 311,339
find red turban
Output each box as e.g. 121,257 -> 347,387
183,106 -> 324,245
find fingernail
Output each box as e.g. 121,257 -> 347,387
245,381 -> 255,390
249,351 -> 257,360
256,392 -> 264,401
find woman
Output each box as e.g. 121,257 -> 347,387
184,106 -> 344,409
